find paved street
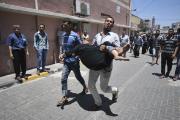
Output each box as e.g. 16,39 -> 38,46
0,52 -> 179,120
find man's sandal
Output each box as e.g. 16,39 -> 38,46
57,97 -> 68,106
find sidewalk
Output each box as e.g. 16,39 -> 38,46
0,63 -> 63,89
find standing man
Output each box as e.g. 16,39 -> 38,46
34,24 -> 49,74
57,24 -> 65,56
133,32 -> 143,58
88,16 -> 120,109
120,30 -> 130,57
7,25 -> 29,83
129,33 -> 134,53
160,28 -> 178,79
152,30 -> 162,65
57,21 -> 88,106
172,28 -> 180,81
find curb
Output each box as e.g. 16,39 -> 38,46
25,72 -> 48,82
0,67 -> 63,89
24,68 -> 62,82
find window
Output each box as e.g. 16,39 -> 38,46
75,0 -> 90,16
116,6 -> 120,14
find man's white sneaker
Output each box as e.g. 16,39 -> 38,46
112,88 -> 119,101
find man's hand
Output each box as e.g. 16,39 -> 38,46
100,45 -> 106,51
59,54 -> 64,64
26,51 -> 29,56
172,54 -> 176,59
10,54 -> 14,59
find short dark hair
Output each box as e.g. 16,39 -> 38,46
13,24 -> 20,30
168,28 -> 174,32
63,20 -> 72,26
105,16 -> 115,24
156,29 -> 160,32
39,24 -> 45,28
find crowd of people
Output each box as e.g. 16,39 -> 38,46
7,16 -> 180,109
129,28 -> 179,81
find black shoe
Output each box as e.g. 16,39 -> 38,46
173,76 -> 178,81
160,75 -> 165,79
15,76 -> 23,83
165,73 -> 169,78
20,74 -> 26,78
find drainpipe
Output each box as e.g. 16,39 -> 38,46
129,0 -> 132,36
35,0 -> 39,10
35,0 -> 39,31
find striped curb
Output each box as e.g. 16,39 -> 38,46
25,72 -> 49,82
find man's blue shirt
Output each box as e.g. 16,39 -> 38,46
62,31 -> 81,63
7,33 -> 27,50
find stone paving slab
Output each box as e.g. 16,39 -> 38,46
0,53 -> 179,120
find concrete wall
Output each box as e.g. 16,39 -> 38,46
0,11 -> 62,76
88,0 -> 129,25
38,0 -> 73,15
0,0 -> 35,8
0,0 -> 130,26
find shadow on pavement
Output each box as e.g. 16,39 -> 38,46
146,62 -> 155,66
152,73 -> 174,79
59,91 -> 118,116
152,73 -> 162,77
0,82 -> 16,90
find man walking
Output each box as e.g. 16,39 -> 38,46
34,24 -> 49,74
152,30 -> 163,65
129,33 -> 134,53
133,32 -> 143,58
7,25 -> 29,83
88,16 -> 120,109
120,30 -> 129,57
57,24 -> 65,55
57,21 -> 88,106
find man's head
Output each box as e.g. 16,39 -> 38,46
168,28 -> 174,36
155,29 -> 160,35
103,16 -> 114,32
83,31 -> 88,35
123,31 -> 125,35
62,20 -> 72,33
13,25 -> 20,35
135,32 -> 139,36
39,24 -> 45,32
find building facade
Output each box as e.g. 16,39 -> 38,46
172,22 -> 180,32
0,0 -> 131,76
131,14 -> 141,32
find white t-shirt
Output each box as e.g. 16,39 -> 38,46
93,32 -> 120,47
120,34 -> 129,47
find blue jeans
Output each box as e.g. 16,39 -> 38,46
61,61 -> 86,96
36,49 -> 47,71
175,53 -> 180,78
